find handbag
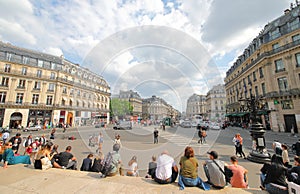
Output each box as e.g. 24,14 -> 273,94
212,160 -> 233,183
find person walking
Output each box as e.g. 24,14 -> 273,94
153,128 -> 159,144
197,126 -> 203,144
96,132 -> 104,153
236,133 -> 246,159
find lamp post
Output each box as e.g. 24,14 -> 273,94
239,91 -> 271,163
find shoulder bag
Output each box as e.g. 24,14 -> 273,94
212,160 -> 233,183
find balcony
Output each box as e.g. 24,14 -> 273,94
275,68 -> 286,73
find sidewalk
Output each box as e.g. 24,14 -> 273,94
0,164 -> 268,194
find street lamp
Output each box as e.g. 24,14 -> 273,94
239,91 -> 271,163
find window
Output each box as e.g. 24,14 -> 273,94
22,56 -> 29,64
270,28 -> 280,40
259,67 -> 264,78
5,53 -> 12,61
4,64 -> 11,73
16,93 -> 23,104
38,60 -> 44,67
253,71 -> 257,82
70,88 -> 74,95
34,81 -> 41,90
48,83 -> 55,91
262,83 -> 266,95
32,94 -> 39,104
46,95 -> 53,105
51,62 -> 56,70
0,92 -> 6,103
255,86 -> 259,97
289,18 -> 300,31
50,72 -> 55,80
62,86 -> 67,94
22,67 -> 27,75
248,74 -> 252,85
281,100 -> 293,109
296,53 -> 300,67
77,90 -> 81,96
1,77 -> 9,86
37,70 -> 42,78
292,34 -> 300,42
272,43 -> 280,50
275,59 -> 285,72
18,80 -> 26,88
278,77 -> 288,92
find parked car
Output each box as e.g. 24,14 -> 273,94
23,125 -> 41,132
181,121 -> 192,128
113,121 -> 132,130
209,123 -> 221,130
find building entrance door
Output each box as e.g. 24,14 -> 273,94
10,112 -> 22,129
284,114 -> 298,133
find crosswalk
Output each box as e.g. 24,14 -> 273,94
159,131 -> 211,148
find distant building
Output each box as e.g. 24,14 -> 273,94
206,84 -> 226,121
0,42 -> 110,128
142,95 -> 177,121
225,5 -> 300,132
118,90 -> 142,120
186,94 -> 206,118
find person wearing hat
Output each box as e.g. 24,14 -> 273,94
9,133 -> 22,154
203,151 -> 226,188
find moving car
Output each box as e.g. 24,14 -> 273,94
113,121 -> 132,130
23,125 -> 41,132
180,121 -> 192,128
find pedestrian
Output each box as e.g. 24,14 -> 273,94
281,144 -> 290,168
96,132 -> 104,153
62,123 -> 66,133
50,128 -> 56,140
233,134 -> 239,157
201,129 -> 207,144
2,130 -> 9,144
9,133 -> 22,154
197,125 -> 203,144
236,133 -> 246,159
227,156 -> 248,188
113,134 -> 122,148
153,128 -> 159,144
295,139 -> 300,156
273,140 -> 282,156
23,134 -> 33,155
291,124 -> 295,137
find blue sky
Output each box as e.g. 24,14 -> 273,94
0,0 -> 292,111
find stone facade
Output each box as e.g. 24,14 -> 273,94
0,42 -> 110,128
224,6 -> 300,132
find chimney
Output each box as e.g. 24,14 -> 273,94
284,9 -> 290,14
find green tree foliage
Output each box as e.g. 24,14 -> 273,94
110,98 -> 133,117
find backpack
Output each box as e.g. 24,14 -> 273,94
100,152 -> 114,177
91,158 -> 103,172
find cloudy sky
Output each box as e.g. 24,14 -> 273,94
0,0 -> 292,111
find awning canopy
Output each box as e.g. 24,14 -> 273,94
226,112 -> 249,117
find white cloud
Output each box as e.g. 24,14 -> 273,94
0,0 -> 294,111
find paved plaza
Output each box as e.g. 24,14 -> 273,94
1,124 -> 298,193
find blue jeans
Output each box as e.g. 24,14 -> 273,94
265,184 -> 288,194
178,174 -> 210,190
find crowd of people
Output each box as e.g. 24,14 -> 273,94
1,128 -> 300,193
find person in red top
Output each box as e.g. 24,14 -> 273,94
236,133 -> 246,158
227,156 -> 248,188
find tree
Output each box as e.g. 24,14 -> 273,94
110,98 -> 133,119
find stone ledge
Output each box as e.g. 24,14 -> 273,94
0,164 -> 268,194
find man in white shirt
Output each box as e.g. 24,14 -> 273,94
154,150 -> 178,184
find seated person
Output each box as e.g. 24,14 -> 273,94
91,153 -> 104,172
287,156 -> 300,185
260,154 -> 288,194
126,155 -> 139,176
105,144 -> 123,177
80,153 -> 93,171
2,142 -> 31,168
145,155 -> 157,179
227,156 -> 248,188
57,146 -> 77,170
203,151 -> 226,188
178,146 -> 210,190
154,150 -> 178,184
